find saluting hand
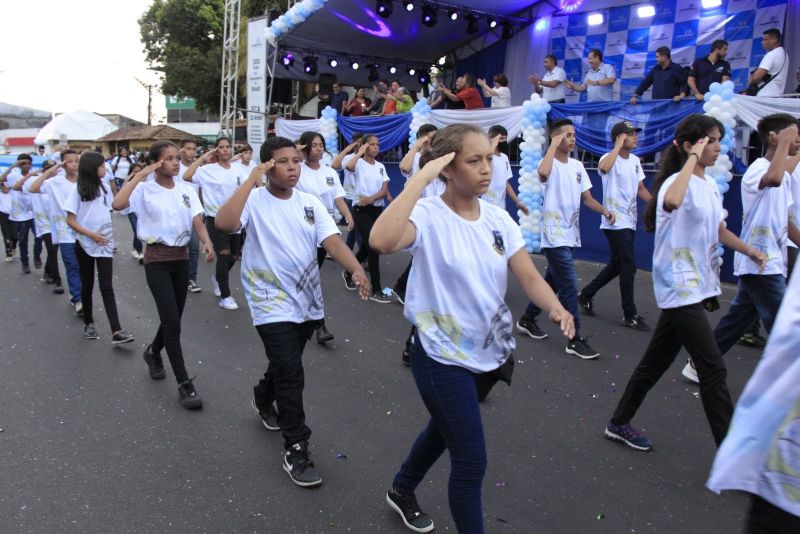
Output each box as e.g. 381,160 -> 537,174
416,152 -> 455,185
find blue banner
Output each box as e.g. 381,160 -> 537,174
337,113 -> 413,151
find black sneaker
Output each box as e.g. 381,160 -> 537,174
622,315 -> 650,331
84,323 -> 99,340
578,293 -> 595,316
44,273 -> 54,284
111,330 -> 135,345
402,345 -> 412,366
34,259 -> 42,269
566,337 -> 600,359
392,286 -> 406,305
516,316 -> 548,339
386,487 -> 435,533
143,345 -> 166,380
251,398 -> 280,431
178,378 -> 203,410
370,291 -> 392,304
316,323 -> 334,344
21,264 -> 31,274
283,442 -> 322,488
53,282 -> 64,294
738,333 -> 767,349
342,270 -> 356,291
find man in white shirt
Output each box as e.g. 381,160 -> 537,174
529,55 -> 567,103
750,28 -> 789,97
579,121 -> 652,331
564,49 -> 616,102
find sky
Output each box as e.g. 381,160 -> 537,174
0,0 -> 167,124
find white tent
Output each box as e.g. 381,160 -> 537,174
34,110 -> 117,144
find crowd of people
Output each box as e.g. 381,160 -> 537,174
2,98 -> 800,533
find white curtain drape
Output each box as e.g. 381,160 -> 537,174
734,95 -> 800,129
275,117 -> 321,141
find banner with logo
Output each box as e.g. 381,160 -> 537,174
247,17 -> 267,162
550,0 -> 788,102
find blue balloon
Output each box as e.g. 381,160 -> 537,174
721,88 -> 734,100
709,82 -> 722,94
717,181 -> 730,194
703,92 -> 712,102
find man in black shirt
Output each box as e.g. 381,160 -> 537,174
630,46 -> 687,103
688,40 -> 732,100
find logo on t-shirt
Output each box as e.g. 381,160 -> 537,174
492,230 -> 505,255
236,176 -> 241,186
635,165 -> 640,175
182,194 -> 191,208
326,176 -> 335,187
379,168 -> 384,176
576,171 -> 582,184
304,206 -> 315,225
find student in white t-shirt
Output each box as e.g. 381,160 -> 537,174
331,133 -> 365,251
214,136 -> 370,489
477,73 -> 511,108
113,141 -> 215,410
296,131 -> 354,344
345,134 -> 391,303
482,125 -> 528,214
0,165 -> 15,261
183,137 -> 246,310
23,160 -> 62,291
233,143 -> 258,175
787,138 -> 800,276
515,119 -> 613,360
2,154 -> 42,273
64,151 -> 133,345
579,121 -> 653,330
110,148 -> 135,191
370,124 -> 573,533
177,139 -> 203,293
606,115 -> 766,453
751,28 -> 789,97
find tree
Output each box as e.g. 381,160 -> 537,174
139,0 -> 281,114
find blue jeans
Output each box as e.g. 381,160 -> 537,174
15,219 -> 42,266
344,198 -> 361,250
393,339 -> 487,534
188,225 -> 200,282
127,213 -> 142,254
58,242 -> 82,304
523,246 -> 580,335
581,229 -> 638,320
713,274 -> 786,356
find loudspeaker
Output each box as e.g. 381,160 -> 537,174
270,78 -> 293,105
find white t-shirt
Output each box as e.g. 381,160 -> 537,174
491,86 -> 511,108
652,174 -> 723,309
6,170 -> 34,221
341,154 -> 357,200
128,179 -> 204,247
402,151 -> 445,198
542,66 -> 567,102
757,47 -> 789,97
296,162 -> 346,221
235,160 -> 258,176
353,158 -> 389,207
179,161 -> 202,195
238,188 -> 340,326
41,174 -> 77,244
111,156 -> 133,179
405,196 -> 525,373
540,158 -> 592,248
23,180 -> 52,237
788,166 -> 800,249
192,163 -> 245,217
482,153 -> 513,208
598,152 -> 646,231
0,181 -> 11,214
64,185 -> 115,258
734,158 -> 793,277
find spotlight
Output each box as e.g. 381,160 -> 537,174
351,60 -> 360,70
466,15 -> 479,34
404,2 -> 414,11
587,13 -> 604,25
388,65 -> 397,74
488,17 -> 497,29
328,57 -> 338,68
501,21 -> 513,39
448,9 -> 458,21
636,4 -> 655,17
438,56 -> 446,66
368,64 -> 380,82
407,67 -> 416,76
421,6 -> 437,27
303,56 -> 318,75
418,71 -> 430,85
281,53 -> 294,68
375,0 -> 393,18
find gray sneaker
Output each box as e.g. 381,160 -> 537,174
370,291 -> 392,304
188,280 -> 202,293
283,442 -> 322,488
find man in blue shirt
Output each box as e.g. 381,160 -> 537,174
630,46 -> 687,103
564,49 -> 616,102
688,40 -> 732,100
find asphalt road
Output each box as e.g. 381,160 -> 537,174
0,213 -> 759,533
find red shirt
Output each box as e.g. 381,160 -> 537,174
456,87 -> 484,110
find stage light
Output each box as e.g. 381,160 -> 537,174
587,13 -> 604,25
388,65 -> 397,74
328,57 -> 338,68
448,9 -> 458,21
368,64 -> 380,82
701,0 -> 721,7
351,60 -> 360,70
303,56 -> 318,75
375,1 -> 393,18
501,21 -> 512,39
281,53 -> 294,68
421,6 -> 437,27
407,67 -> 417,76
438,56 -> 446,66
466,15 -> 479,34
418,72 -> 430,85
636,4 -> 655,17
488,17 -> 497,29
404,2 -> 414,11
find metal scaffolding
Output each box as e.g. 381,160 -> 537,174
218,0 -> 242,141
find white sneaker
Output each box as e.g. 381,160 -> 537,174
211,276 -> 221,297
218,296 -> 238,310
130,250 -> 140,260
682,360 -> 699,384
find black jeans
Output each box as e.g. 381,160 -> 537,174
75,244 -> 121,333
581,228 -> 638,319
15,219 -> 42,267
395,259 -> 412,293
254,321 -> 317,449
42,233 -> 61,284
207,215 -> 241,299
745,494 -> 800,533
611,303 -> 733,446
0,211 -> 16,256
145,260 -> 190,384
353,205 -> 382,291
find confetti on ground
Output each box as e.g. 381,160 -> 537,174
495,516 -> 508,523
386,411 -> 392,415
692,392 -> 700,398
495,482 -> 509,487
597,513 -> 605,520
336,453 -> 347,460
614,354 -> 620,359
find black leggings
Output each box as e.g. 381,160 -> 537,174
75,244 -> 121,333
145,260 -> 190,384
353,205 -> 382,291
42,233 -> 61,284
0,211 -> 17,256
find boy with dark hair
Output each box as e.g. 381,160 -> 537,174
516,119 -> 615,359
1,154 -> 42,273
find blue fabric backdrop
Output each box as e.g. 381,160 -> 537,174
337,113 -> 412,151
454,38 -> 508,107
548,99 -> 704,156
